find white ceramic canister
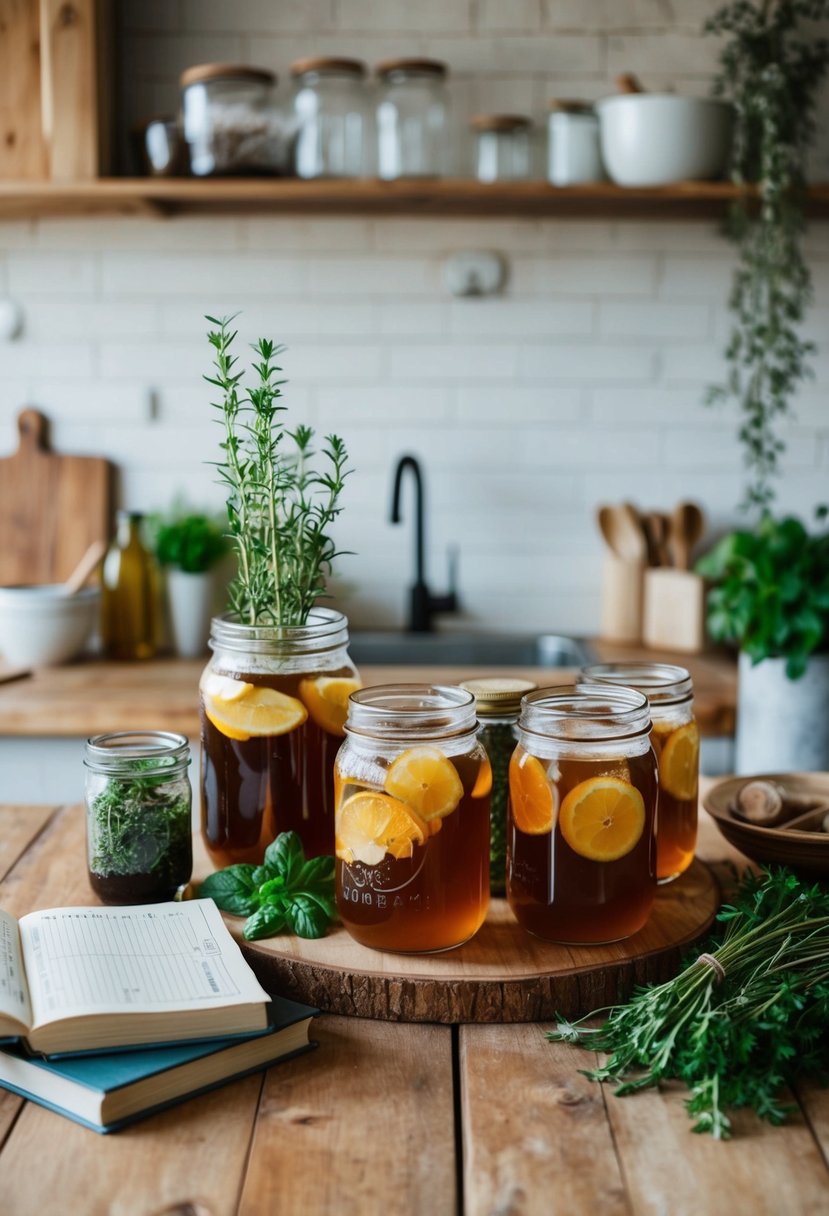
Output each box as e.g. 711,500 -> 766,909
547,100 -> 603,186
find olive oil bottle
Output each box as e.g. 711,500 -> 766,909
101,511 -> 159,660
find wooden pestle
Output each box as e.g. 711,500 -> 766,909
733,779 -> 829,827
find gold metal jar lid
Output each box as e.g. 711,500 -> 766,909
290,56 -> 367,78
376,57 -> 448,79
180,63 -> 276,88
470,114 -> 532,133
460,677 -> 538,717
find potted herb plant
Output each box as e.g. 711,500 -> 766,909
698,2 -> 829,771
696,510 -> 829,771
151,510 -> 228,658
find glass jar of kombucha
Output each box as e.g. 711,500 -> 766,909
579,663 -> 699,883
507,685 -> 657,944
334,684 -> 490,953
199,608 -> 360,867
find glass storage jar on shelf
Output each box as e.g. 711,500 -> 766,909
471,114 -> 534,182
291,57 -> 370,178
85,731 -> 192,905
375,58 -> 450,179
578,663 -> 699,883
335,684 -> 491,953
460,676 -> 538,895
199,608 -> 360,867
547,99 -> 603,185
507,685 -> 657,944
180,63 -> 293,176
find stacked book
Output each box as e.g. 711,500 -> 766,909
0,899 -> 316,1133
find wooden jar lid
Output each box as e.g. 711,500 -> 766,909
376,57 -> 447,78
180,63 -> 276,88
290,56 -> 367,77
470,114 -> 532,132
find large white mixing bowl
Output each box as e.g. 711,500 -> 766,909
0,585 -> 100,666
596,94 -> 734,187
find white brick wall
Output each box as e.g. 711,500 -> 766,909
0,1 -> 826,637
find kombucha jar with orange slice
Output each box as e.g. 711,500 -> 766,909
507,685 -> 657,944
334,684 -> 491,953
199,608 -> 360,867
579,663 -> 699,883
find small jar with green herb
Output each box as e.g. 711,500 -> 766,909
461,677 -> 537,896
84,732 -> 193,905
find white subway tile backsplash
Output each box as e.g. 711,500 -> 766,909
598,300 -> 711,340
449,298 -> 594,337
519,343 -> 655,381
389,343 -> 520,381
511,255 -> 658,296
455,384 -> 583,423
101,254 -> 307,296
7,254 -> 97,296
308,257 -> 438,296
182,0 -> 334,34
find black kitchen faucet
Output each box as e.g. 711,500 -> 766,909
390,454 -> 458,633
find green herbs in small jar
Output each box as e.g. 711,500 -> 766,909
84,732 -> 193,904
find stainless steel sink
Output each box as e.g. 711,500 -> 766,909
347,632 -> 594,668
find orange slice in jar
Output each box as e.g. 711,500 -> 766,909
559,776 -> 645,862
384,746 -> 464,826
299,676 -> 362,736
659,721 -> 700,801
471,757 -> 493,799
509,752 -> 555,835
203,685 -> 308,742
201,672 -> 254,703
336,791 -> 428,866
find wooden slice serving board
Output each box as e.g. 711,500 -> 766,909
227,859 -> 719,1024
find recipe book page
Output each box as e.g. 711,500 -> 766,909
18,900 -> 269,1028
0,907 -> 32,1034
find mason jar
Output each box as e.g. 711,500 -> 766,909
471,114 -> 533,182
579,663 -> 698,883
460,676 -> 537,895
199,608 -> 360,866
507,685 -> 657,944
180,63 -> 289,176
85,731 -> 192,905
375,58 -> 450,178
335,684 -> 490,953
291,56 -> 369,178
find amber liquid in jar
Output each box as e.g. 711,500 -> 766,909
199,610 -> 359,867
507,685 -> 657,945
335,685 -> 490,953
579,663 -> 698,883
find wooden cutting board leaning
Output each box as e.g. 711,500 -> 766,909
0,408 -> 113,585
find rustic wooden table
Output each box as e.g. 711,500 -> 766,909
1,797 -> 827,1216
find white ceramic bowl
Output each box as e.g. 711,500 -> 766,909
596,94 -> 733,187
0,585 -> 100,666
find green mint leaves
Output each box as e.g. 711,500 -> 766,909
200,831 -> 336,941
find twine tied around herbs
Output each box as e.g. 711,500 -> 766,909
696,952 -> 726,984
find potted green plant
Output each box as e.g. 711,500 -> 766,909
696,510 -> 829,771
151,511 -> 228,658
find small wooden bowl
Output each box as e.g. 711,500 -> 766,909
703,772 -> 829,877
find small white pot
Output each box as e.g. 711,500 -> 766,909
596,94 -> 733,187
166,569 -> 214,659
735,651 -> 829,774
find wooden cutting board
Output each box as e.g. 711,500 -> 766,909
229,859 -> 719,1024
0,408 -> 113,585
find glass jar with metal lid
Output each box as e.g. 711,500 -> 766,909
376,58 -> 450,179
547,99 -> 603,185
507,684 -> 657,944
180,63 -> 291,176
578,663 -> 699,884
460,676 -> 537,895
334,684 -> 490,953
471,114 -> 534,182
291,56 -> 369,178
84,731 -> 192,905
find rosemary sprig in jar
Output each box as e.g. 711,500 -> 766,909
205,314 -> 351,627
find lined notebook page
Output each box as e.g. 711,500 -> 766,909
0,907 -> 32,1032
19,900 -> 268,1025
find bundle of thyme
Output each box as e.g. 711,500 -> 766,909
89,761 -> 191,880
549,868 -> 829,1138
206,315 -> 351,626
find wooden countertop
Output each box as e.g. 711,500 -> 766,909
0,645 -> 736,738
1,796 -> 827,1216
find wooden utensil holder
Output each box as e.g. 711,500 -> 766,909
642,568 -> 706,653
600,555 -> 645,644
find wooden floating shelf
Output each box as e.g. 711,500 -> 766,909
1,177 -> 828,220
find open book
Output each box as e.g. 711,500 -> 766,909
0,899 -> 271,1056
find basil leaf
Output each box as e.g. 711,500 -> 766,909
296,855 -> 336,895
263,831 -> 305,886
259,876 -> 286,899
200,865 -> 260,916
244,904 -> 288,940
285,892 -> 333,939
251,865 -> 271,885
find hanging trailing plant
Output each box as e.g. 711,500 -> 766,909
705,0 -> 829,513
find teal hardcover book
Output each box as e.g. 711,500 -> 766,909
0,995 -> 317,1133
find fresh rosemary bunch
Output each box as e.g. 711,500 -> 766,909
548,867 -> 829,1139
704,1 -> 829,512
205,314 -> 351,626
